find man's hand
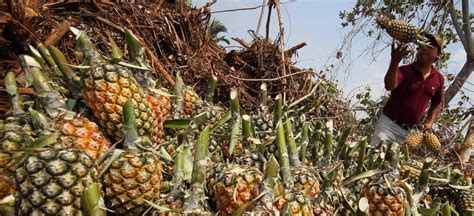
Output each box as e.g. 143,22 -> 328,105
391,41 -> 410,63
421,122 -> 433,132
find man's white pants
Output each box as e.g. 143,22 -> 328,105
369,114 -> 409,147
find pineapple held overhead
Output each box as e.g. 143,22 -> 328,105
376,16 -> 431,47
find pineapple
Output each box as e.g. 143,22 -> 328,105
361,143 -> 407,215
183,86 -> 200,118
23,56 -> 111,161
71,28 -> 160,143
0,170 -> 14,199
424,131 -> 441,152
15,144 -> 99,215
375,16 -> 430,47
0,72 -> 35,200
101,100 -> 162,215
275,192 -> 313,215
454,187 -> 474,214
206,163 -> 263,215
400,165 -> 421,186
362,183 -> 407,215
403,130 -> 423,150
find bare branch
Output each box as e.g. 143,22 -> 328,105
461,0 -> 473,57
449,0 -> 467,50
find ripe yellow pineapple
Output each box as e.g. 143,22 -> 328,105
275,192 -> 313,215
72,28 -> 160,144
424,131 -> 441,152
206,163 -> 263,215
362,182 -> 407,215
24,56 -> 112,161
183,86 -> 200,117
376,16 -> 430,47
403,130 -> 423,150
400,165 -> 421,185
101,100 -> 162,215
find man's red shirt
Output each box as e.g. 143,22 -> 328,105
383,64 -> 444,127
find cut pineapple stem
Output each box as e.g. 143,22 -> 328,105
276,120 -> 293,189
183,125 -> 210,209
5,72 -> 25,116
357,138 -> 368,172
122,99 -> 140,149
81,183 -> 107,216
28,44 -> 45,66
172,146 -> 185,192
173,71 -> 185,117
284,116 -> 301,167
48,45 -> 81,84
37,43 -> 63,76
230,87 -> 241,116
415,157 -> 434,193
336,127 -> 351,160
324,129 -> 333,158
259,82 -> 268,107
242,114 -> 256,150
273,94 -> 283,128
299,123 -> 309,163
205,75 -> 218,104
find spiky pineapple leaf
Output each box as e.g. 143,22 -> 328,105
228,115 -> 242,156
342,169 -> 386,186
143,199 -> 171,212
117,61 -> 150,71
210,110 -> 231,132
107,31 -> 123,60
98,149 -> 124,178
5,72 -> 17,96
163,119 -> 191,129
183,146 -> 193,182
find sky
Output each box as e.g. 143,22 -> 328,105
192,0 -> 471,108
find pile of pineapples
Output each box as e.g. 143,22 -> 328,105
0,27 -> 472,216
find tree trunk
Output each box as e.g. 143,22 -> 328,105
444,60 -> 474,104
459,112 -> 474,163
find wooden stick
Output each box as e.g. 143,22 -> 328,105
229,70 -> 310,82
44,21 -> 71,46
274,0 -> 287,102
145,46 -> 175,86
231,37 -> 250,49
265,0 -> 273,40
285,42 -> 307,56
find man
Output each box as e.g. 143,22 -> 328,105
369,34 -> 445,147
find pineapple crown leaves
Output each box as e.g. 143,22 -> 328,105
182,126 -> 210,210
70,27 -> 149,71
124,29 -> 149,69
21,55 -> 71,119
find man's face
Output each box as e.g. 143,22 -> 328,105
416,44 -> 439,64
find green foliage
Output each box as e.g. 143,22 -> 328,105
339,0 -> 461,71
208,19 -> 230,45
